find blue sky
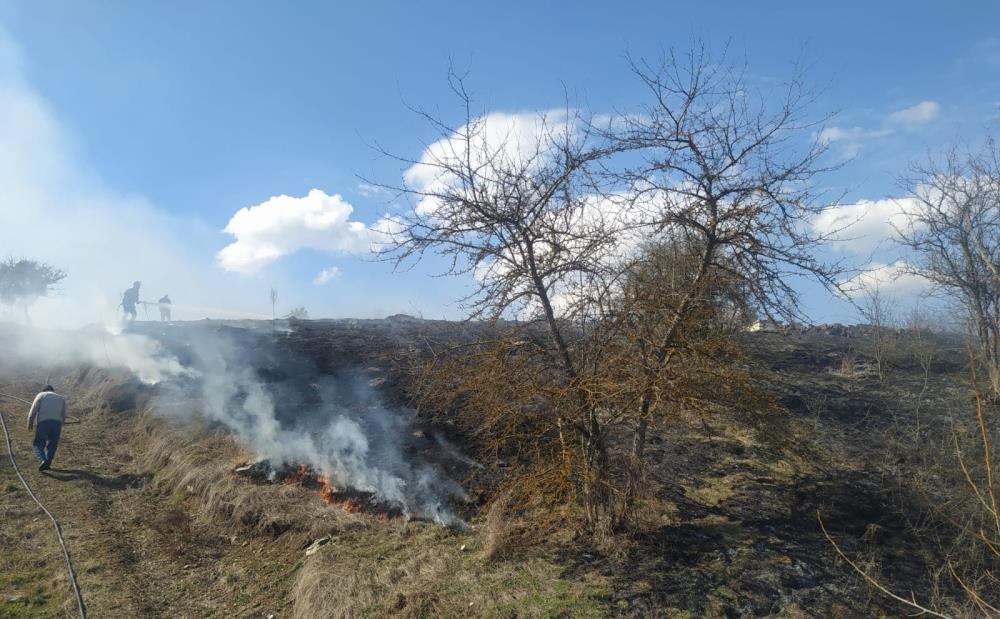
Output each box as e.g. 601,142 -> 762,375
1,1 -> 999,325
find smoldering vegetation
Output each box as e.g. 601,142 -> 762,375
151,323 -> 469,524
0,320 -> 470,525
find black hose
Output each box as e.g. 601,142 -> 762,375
0,391 -> 87,619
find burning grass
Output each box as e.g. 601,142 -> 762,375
230,460 -> 406,519
130,411 -> 610,617
132,414 -> 359,539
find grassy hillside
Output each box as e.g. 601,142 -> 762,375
0,321 -> 989,617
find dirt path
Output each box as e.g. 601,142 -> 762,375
1,380 -> 296,619
1,390 -> 167,618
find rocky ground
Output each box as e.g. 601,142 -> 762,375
0,319 -> 978,617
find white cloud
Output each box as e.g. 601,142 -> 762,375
812,197 -> 923,253
840,261 -> 930,300
887,100 -> 940,126
313,266 -> 341,285
403,109 -> 576,215
817,126 -> 888,145
817,101 -> 940,158
217,189 -> 378,274
816,126 -> 893,158
356,182 -> 392,198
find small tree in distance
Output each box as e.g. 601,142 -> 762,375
0,257 -> 66,324
857,279 -> 895,383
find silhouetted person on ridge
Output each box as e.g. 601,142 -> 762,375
121,281 -> 141,324
26,385 -> 67,472
158,294 -> 172,322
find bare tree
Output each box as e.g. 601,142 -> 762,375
858,280 -> 896,383
373,72 -> 621,521
380,48 -> 843,526
896,138 -> 1000,398
0,257 -> 66,324
608,46 -> 845,465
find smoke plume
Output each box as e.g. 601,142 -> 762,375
2,322 -> 466,525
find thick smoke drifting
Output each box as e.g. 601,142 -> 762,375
160,327 -> 466,523
2,323 -> 466,524
3,325 -> 193,384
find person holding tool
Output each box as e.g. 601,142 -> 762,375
158,294 -> 172,322
26,385 -> 67,471
120,280 -> 141,324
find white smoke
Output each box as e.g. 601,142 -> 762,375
2,325 -> 193,384
0,322 -> 465,524
167,330 -> 465,524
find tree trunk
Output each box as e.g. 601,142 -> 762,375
632,245 -> 714,460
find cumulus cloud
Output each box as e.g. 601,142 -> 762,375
217,189 -> 378,274
403,109 -> 577,215
888,100 -> 941,125
812,197 -> 923,253
840,261 -> 930,300
313,266 -> 341,285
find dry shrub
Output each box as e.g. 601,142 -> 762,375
414,310 -> 778,536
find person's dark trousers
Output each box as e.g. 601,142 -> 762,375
32,419 -> 62,466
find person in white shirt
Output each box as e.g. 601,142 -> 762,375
26,386 -> 67,471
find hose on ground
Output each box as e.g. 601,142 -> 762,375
0,391 -> 87,619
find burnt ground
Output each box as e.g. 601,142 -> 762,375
0,319 -> 980,617
595,328 -> 972,617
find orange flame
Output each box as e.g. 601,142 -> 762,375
283,463 -> 310,486
317,475 -> 337,504
343,497 -> 364,513
316,474 -> 365,514
234,461 -> 381,517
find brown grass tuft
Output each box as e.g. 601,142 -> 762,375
479,490 -> 513,561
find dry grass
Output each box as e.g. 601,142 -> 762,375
130,411 -> 613,618
292,524 -> 610,619
131,413 -> 357,540
823,345 -> 1000,618
479,489 -> 513,561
